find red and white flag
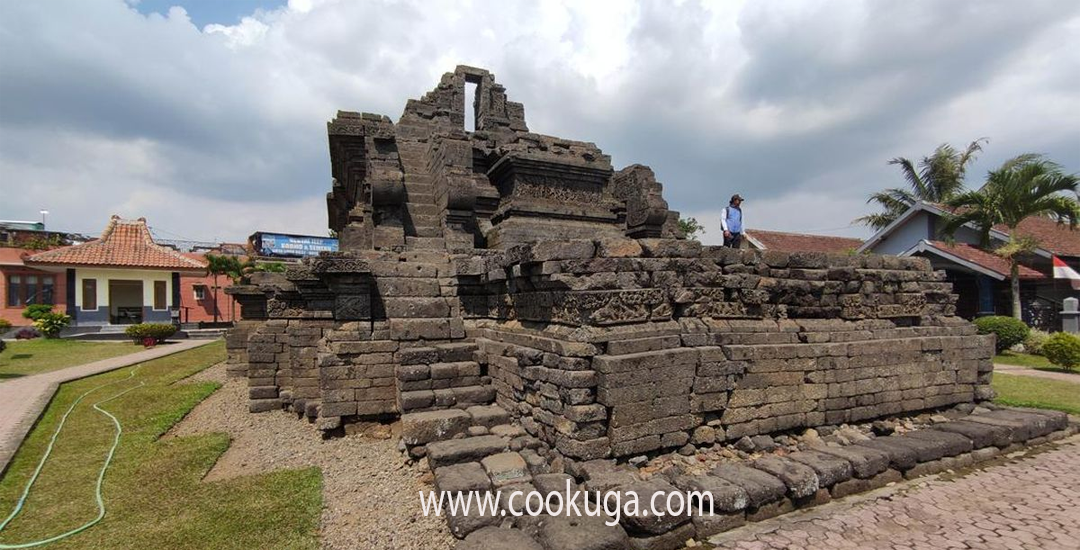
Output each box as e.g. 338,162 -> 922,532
1052,255 -> 1080,289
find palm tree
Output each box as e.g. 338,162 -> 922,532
857,138 -> 987,230
940,155 -> 1080,320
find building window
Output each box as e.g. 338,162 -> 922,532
193,285 -> 206,301
6,275 -> 20,307
154,280 -> 167,310
6,273 -> 55,307
82,279 -> 97,310
41,277 -> 54,305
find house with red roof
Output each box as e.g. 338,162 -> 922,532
23,216 -> 207,327
743,229 -> 863,254
0,247 -> 69,327
858,201 -> 1080,328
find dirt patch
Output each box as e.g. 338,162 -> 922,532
169,374 -> 453,550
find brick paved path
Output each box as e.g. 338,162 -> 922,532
0,339 -> 214,474
994,363 -> 1080,384
709,436 -> 1080,550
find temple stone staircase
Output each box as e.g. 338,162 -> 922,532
396,141 -> 446,250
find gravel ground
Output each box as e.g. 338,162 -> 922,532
169,363 -> 454,550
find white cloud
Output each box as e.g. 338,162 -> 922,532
1,0 -> 1078,245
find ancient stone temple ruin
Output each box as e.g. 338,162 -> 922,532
223,66 -> 1073,548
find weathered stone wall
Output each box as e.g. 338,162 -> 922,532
450,239 -> 994,464
396,342 -> 494,413
224,319 -> 258,378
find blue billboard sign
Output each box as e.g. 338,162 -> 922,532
254,232 -> 338,258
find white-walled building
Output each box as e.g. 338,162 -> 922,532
24,216 -> 206,326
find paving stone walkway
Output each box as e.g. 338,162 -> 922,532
709,436 -> 1080,550
0,339 -> 214,474
994,363 -> 1080,384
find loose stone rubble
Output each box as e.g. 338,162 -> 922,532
223,67 -> 1076,549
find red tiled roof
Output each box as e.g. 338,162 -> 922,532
0,247 -> 30,266
1000,216 -> 1080,257
924,203 -> 1080,257
0,246 -> 68,266
924,241 -> 1045,280
25,216 -> 207,271
745,229 -> 864,254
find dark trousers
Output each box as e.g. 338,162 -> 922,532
723,232 -> 742,248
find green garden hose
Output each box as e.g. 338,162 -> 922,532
0,366 -> 145,548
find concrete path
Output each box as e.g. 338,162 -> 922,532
0,339 -> 215,475
995,363 -> 1080,384
709,436 -> 1080,550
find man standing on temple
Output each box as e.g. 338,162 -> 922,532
720,194 -> 744,248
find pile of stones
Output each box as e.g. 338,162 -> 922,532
409,405 -> 1075,550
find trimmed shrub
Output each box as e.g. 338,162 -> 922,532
1042,332 -> 1080,370
974,316 -> 1030,353
21,304 -> 54,321
0,318 -> 11,332
32,312 -> 71,339
124,323 -> 177,346
1023,329 -> 1050,356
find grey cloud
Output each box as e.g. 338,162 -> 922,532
1,0 -> 1078,243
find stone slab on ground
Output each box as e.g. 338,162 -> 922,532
931,419 -> 1012,448
457,526 -> 543,550
854,437 -> 921,470
750,456 -> 820,499
671,473 -> 749,513
466,405 -> 510,428
627,522 -> 695,550
538,513 -> 629,550
709,464 -> 787,508
401,409 -> 472,445
813,444 -> 891,479
434,462 -> 491,494
708,437 -> 1080,550
427,435 -> 510,469
785,450 -> 854,487
533,473 -> 577,495
481,451 -> 531,487
615,479 -> 690,535
901,427 -> 974,456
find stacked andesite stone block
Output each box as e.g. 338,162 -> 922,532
396,342 -> 495,413
452,239 -> 993,467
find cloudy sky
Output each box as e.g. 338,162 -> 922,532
1,0 -> 1078,246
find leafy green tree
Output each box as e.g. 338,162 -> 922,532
857,139 -> 987,230
941,155 -> 1080,319
205,254 -> 244,323
678,217 -> 705,242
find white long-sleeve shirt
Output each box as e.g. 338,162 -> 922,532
720,206 -> 744,233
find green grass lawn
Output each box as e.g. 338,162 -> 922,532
994,351 -> 1080,375
993,372 -> 1080,415
0,339 -> 145,378
0,340 -> 322,549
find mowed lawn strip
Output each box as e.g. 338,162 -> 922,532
0,341 -> 322,550
994,351 -> 1080,375
993,372 -> 1080,416
0,339 -> 145,378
